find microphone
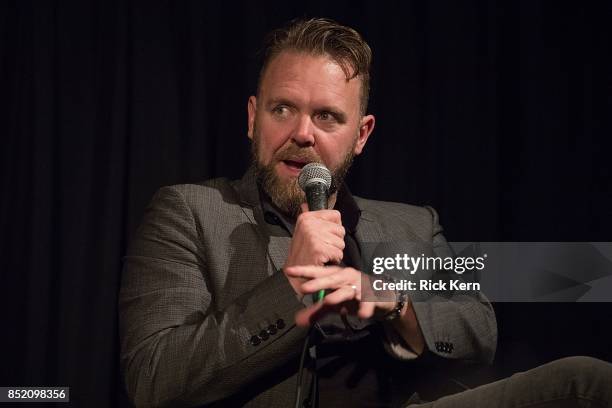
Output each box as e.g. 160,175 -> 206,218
298,162 -> 332,211
295,163 -> 333,408
298,162 -> 333,302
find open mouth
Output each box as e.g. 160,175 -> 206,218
282,160 -> 308,170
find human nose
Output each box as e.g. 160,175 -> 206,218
291,114 -> 315,147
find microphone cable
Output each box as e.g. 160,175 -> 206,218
294,327 -> 313,408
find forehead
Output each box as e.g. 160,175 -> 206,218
259,51 -> 361,111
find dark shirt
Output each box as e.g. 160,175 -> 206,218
259,185 -> 405,408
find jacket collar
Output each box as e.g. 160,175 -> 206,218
233,165 -> 261,208
231,166 -> 390,271
232,166 -> 291,273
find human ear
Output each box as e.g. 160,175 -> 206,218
247,96 -> 257,140
354,114 -> 375,155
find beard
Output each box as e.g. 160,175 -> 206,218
251,125 -> 356,218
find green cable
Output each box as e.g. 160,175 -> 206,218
314,289 -> 325,302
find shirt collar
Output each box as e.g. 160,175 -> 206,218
260,183 -> 361,234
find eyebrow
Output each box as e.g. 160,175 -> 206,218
266,97 -> 296,109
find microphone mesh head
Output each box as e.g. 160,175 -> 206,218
298,162 -> 332,192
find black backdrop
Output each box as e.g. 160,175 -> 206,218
1,1 -> 611,406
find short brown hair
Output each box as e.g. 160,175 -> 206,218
257,18 -> 372,115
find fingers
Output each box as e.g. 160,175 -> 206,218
357,301 -> 376,319
284,265 -> 342,279
319,231 -> 345,255
288,264 -> 392,325
301,274 -> 348,294
296,209 -> 342,225
328,223 -> 346,239
322,285 -> 360,304
285,266 -> 360,295
295,215 -> 345,243
285,207 -> 345,270
294,289 -> 381,326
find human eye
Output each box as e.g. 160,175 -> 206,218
316,111 -> 337,123
271,105 -> 291,118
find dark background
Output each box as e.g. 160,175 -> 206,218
1,0 -> 611,406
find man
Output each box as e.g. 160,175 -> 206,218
119,18 -> 612,407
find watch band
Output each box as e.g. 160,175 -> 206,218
382,290 -> 408,321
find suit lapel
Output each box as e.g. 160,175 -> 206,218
355,211 -> 389,244
266,232 -> 291,272
232,167 -> 291,274
354,213 -> 383,273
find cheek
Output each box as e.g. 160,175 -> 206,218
256,118 -> 292,164
316,131 -> 357,168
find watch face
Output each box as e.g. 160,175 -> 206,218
383,301 -> 404,321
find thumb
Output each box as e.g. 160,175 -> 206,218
300,202 -> 309,214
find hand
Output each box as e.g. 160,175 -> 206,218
284,265 -> 397,326
283,204 -> 345,296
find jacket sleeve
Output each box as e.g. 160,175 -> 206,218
119,186 -> 307,407
382,206 -> 498,365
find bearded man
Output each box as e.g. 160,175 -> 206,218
119,18 -> 612,408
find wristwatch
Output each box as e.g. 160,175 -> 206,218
382,290 -> 408,321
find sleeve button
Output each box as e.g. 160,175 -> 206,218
259,330 -> 270,340
276,319 -> 286,329
267,324 -> 277,335
250,335 -> 261,346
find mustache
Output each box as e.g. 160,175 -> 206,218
274,146 -> 322,164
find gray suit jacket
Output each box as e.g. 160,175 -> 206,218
119,168 -> 497,407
